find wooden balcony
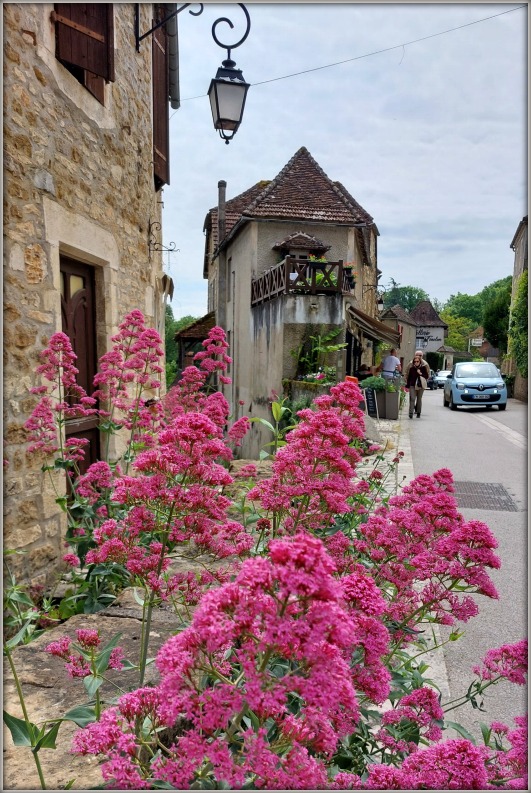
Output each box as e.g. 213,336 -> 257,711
251,257 -> 353,307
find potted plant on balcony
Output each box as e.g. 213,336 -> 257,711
343,262 -> 356,290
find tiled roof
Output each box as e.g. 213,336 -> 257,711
381,304 -> 417,325
174,312 -> 216,340
409,300 -> 447,327
245,148 -> 374,225
272,231 -> 330,252
204,148 -> 374,256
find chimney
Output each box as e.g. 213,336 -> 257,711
218,180 -> 227,244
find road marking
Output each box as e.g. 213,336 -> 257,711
474,413 -> 527,450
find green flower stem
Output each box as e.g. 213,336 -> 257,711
4,644 -> 47,790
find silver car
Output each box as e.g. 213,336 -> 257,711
434,370 -> 451,388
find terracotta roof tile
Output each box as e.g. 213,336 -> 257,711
174,312 -> 216,340
204,148 -> 374,258
382,304 -> 417,325
272,231 -> 330,251
409,300 -> 447,328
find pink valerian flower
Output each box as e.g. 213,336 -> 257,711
227,415 -> 251,447
92,312 -> 164,436
352,470 -> 501,643
248,386 -> 365,534
75,460 -> 116,504
193,326 -> 232,374
24,396 -> 59,457
473,639 -> 528,686
234,462 -> 258,479
62,553 -> 80,568
121,534 -> 365,787
484,715 -> 528,788
379,686 -> 445,748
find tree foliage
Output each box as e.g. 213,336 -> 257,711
444,277 -> 512,327
483,281 -> 512,354
164,305 -> 198,387
439,311 -> 476,352
383,279 -> 430,312
509,269 -> 528,377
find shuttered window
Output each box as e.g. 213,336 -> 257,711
152,5 -> 170,189
53,4 -> 114,104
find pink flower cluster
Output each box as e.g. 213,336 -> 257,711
46,630 -> 124,678
473,639 -> 528,686
248,381 -> 366,534
352,468 -> 501,641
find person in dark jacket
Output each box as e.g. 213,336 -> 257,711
405,353 -> 430,418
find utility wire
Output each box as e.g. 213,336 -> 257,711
172,3 -> 525,111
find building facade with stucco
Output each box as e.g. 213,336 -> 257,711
202,147 -> 399,458
3,3 -> 177,583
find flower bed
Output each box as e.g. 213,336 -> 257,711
3,311 -> 527,790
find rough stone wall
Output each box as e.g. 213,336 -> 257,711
3,4 -> 165,584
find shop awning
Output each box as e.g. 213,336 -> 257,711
346,305 -> 400,346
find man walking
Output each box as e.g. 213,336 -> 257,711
379,348 -> 402,381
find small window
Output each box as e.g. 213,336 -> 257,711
53,4 -> 115,104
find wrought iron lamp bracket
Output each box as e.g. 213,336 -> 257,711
134,3 -> 250,59
148,221 -> 178,258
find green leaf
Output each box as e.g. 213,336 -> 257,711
83,675 -> 104,697
480,723 -> 492,746
63,705 -> 97,728
55,496 -> 69,512
133,588 -> 146,606
271,402 -> 284,422
64,779 -> 76,789
5,590 -> 35,607
258,449 -> 271,461
249,417 -> 276,433
33,720 -> 61,751
3,711 -> 37,746
95,633 -> 123,673
445,720 -> 477,744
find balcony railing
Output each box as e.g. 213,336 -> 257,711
251,257 -> 353,307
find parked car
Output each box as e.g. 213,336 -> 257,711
427,370 -> 437,390
434,370 -> 451,388
443,362 -> 507,411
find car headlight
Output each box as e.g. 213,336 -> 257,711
456,382 -> 465,390
495,382 -> 505,388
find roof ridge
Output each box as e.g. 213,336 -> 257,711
244,146 -> 310,214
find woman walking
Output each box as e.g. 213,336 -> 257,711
405,353 -> 430,418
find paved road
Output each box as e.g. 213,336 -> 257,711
405,390 -> 527,740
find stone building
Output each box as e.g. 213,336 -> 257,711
201,147 -> 398,459
408,300 -> 448,356
3,3 -> 177,583
507,215 -> 528,401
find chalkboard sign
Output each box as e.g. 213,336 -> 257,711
365,387 -> 377,417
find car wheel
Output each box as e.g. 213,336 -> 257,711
449,395 -> 457,411
498,404 -> 507,411
443,393 -> 449,407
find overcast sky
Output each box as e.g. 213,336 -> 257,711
162,2 -> 527,320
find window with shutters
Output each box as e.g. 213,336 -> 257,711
53,4 -> 114,105
152,4 -> 170,189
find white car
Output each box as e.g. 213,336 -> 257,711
434,370 -> 451,388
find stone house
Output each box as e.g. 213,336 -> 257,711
3,3 -> 179,583
379,304 -> 419,370
507,215 -> 528,401
201,146 -> 398,458
408,300 -> 448,357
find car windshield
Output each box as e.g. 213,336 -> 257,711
454,363 -> 499,379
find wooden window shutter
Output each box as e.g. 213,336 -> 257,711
152,7 -> 170,189
54,4 -> 115,82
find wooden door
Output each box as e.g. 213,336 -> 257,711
60,256 -> 100,473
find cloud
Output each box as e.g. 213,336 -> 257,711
164,3 -> 526,317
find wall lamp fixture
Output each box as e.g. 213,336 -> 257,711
135,4 -> 251,143
362,284 -> 385,313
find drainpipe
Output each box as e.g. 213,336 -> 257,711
217,180 -> 227,328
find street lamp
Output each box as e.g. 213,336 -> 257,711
135,3 -> 251,143
208,6 -> 251,144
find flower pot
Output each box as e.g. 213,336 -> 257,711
384,390 -> 400,420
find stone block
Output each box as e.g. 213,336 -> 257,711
24,243 -> 46,282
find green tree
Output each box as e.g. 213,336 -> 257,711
439,311 -> 476,352
483,281 -> 512,354
383,279 -> 430,312
508,269 -> 528,377
164,306 -> 197,387
444,277 -> 512,327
